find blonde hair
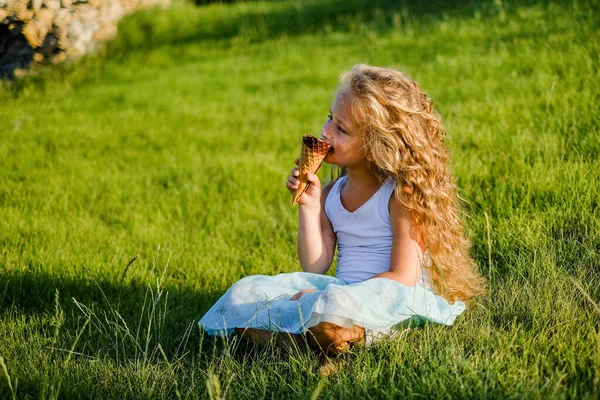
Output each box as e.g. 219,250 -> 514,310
340,64 -> 485,302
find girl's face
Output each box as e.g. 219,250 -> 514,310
320,89 -> 366,168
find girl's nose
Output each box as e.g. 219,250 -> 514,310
321,123 -> 332,141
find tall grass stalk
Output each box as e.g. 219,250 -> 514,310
0,356 -> 17,400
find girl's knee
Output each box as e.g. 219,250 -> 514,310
228,275 -> 260,298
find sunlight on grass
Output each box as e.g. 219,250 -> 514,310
1,0 -> 599,398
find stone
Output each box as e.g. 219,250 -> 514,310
1,0 -> 171,77
93,25 -> 117,42
42,0 -> 61,11
17,9 -> 34,21
53,8 -> 71,48
50,51 -> 67,63
22,8 -> 54,48
98,0 -> 124,26
5,0 -> 28,14
6,1 -> 34,22
30,0 -> 43,12
13,68 -> 28,78
68,5 -> 99,55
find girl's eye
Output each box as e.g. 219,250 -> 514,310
327,113 -> 346,134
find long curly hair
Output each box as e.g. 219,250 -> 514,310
340,64 -> 485,302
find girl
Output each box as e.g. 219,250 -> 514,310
199,64 -> 485,356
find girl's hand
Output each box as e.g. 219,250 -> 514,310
286,159 -> 322,210
290,289 -> 318,301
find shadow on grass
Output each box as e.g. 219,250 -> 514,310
0,267 -> 226,359
1,0 -> 581,97
109,0 -> 578,57
0,268 -> 322,398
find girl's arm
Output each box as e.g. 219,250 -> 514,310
297,178 -> 337,274
287,167 -> 337,274
371,195 -> 424,284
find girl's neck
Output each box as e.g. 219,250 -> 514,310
338,165 -> 382,213
344,165 -> 380,190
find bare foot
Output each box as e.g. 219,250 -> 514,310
318,355 -> 340,378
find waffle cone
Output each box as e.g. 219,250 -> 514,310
292,135 -> 330,206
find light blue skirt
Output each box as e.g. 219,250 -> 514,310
199,272 -> 465,337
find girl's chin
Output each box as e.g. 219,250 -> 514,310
323,159 -> 341,168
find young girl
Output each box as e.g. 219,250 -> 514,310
199,64 -> 485,356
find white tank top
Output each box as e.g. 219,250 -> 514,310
325,175 -> 431,286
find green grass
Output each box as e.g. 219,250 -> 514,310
1,0 -> 599,398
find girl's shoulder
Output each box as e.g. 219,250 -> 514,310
321,176 -> 346,200
321,181 -> 336,201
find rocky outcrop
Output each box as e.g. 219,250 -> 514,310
0,0 -> 170,78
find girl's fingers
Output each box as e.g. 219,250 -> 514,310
286,177 -> 300,195
286,181 -> 298,190
291,291 -> 304,301
291,289 -> 317,301
305,172 -> 321,188
289,167 -> 299,176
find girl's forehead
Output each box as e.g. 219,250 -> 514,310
332,89 -> 362,129
332,89 -> 355,112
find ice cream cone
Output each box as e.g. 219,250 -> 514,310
292,135 -> 330,206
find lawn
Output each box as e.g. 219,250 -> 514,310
1,0 -> 599,398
